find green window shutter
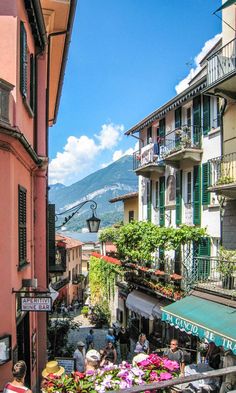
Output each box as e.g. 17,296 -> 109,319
175,107 -> 182,146
147,180 -> 152,221
176,170 -> 182,226
159,118 -> 165,145
18,186 -> 27,265
203,96 -> 210,135
20,21 -> 28,99
193,165 -> 201,225
193,96 -> 201,145
155,181 -> 159,208
30,54 -> 36,112
159,247 -> 165,270
202,162 -> 210,205
159,176 -> 165,227
194,237 -> 211,280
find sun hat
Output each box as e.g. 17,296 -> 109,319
42,360 -> 65,378
132,353 -> 149,366
86,349 -> 101,362
77,341 -> 85,347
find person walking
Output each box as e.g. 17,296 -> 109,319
163,339 -> 185,375
134,333 -> 149,355
3,360 -> 32,393
117,327 -> 130,361
86,329 -> 94,351
73,341 -> 85,372
105,328 -> 116,345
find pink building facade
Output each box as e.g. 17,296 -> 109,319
0,0 -> 76,390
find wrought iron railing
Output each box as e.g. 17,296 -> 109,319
133,144 -> 165,170
207,37 -> 236,86
164,125 -> 202,156
51,276 -> 70,290
209,152 -> 236,188
187,256 -> 236,293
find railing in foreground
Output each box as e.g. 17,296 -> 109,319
207,37 -> 236,86
209,152 -> 236,188
108,366 -> 236,393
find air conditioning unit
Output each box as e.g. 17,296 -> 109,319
22,278 -> 38,289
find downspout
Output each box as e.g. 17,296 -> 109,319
219,97 -> 227,246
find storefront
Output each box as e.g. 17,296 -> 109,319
161,294 -> 236,356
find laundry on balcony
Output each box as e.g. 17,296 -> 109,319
161,295 -> 236,354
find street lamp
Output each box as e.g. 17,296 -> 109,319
55,200 -> 101,232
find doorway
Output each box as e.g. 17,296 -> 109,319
17,313 -> 31,386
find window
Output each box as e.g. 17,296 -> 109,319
20,21 -> 36,114
166,175 -> 176,205
216,97 -> 220,128
187,172 -> 192,204
18,186 -> 27,267
147,126 -> 152,144
128,210 -> 134,222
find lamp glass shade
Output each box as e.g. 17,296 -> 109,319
86,214 -> 101,233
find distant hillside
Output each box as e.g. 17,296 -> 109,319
49,155 -> 138,230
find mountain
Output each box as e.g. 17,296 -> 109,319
49,155 -> 138,230
49,183 -> 66,192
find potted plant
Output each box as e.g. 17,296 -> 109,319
217,247 -> 236,289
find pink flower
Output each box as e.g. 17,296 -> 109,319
149,371 -> 159,381
159,372 -> 173,381
162,358 -> 179,371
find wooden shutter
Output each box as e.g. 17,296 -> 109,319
30,54 -> 36,112
176,170 -> 182,226
203,96 -> 210,135
48,204 -> 56,267
194,237 -> 211,280
193,96 -> 201,145
175,246 -> 181,275
159,118 -> 165,145
175,107 -> 182,146
147,180 -> 152,221
202,162 -> 210,205
193,165 -> 201,225
159,176 -> 165,226
18,186 -> 27,265
20,21 -> 28,98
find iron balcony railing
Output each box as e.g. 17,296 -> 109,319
133,144 -> 165,170
51,276 -> 70,291
209,152 -> 236,188
187,256 -> 236,294
207,37 -> 236,86
164,124 -> 202,155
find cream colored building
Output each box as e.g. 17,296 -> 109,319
109,191 -> 139,223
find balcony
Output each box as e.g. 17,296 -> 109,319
206,38 -> 236,98
51,276 -> 69,291
162,125 -> 202,168
188,256 -> 236,297
72,274 -> 84,285
208,152 -> 236,198
133,144 -> 165,178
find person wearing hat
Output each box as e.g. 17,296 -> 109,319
73,341 -> 85,372
42,360 -> 65,378
85,349 -> 101,372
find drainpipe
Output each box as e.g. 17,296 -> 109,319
218,97 -> 227,246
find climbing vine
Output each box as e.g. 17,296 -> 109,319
89,255 -> 123,318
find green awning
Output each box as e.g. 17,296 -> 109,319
215,0 -> 236,13
162,296 -> 236,354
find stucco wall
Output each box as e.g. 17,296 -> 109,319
222,200 -> 236,249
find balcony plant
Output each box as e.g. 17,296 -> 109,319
216,175 -> 234,185
217,247 -> 236,289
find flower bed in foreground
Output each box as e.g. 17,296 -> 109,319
42,354 -> 179,393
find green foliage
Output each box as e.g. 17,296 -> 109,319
89,256 -> 122,321
47,316 -> 80,359
216,176 -> 234,185
99,221 -> 207,264
81,306 -> 89,315
217,246 -> 236,276
99,226 -> 121,243
91,304 -> 110,325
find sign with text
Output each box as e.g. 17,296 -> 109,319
21,297 -> 52,312
55,357 -> 75,374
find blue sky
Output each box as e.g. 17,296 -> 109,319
49,0 -> 222,185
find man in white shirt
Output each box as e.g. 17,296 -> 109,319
73,341 -> 85,372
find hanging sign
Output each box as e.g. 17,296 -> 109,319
21,297 -> 52,312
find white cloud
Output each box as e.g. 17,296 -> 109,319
49,122 -> 124,185
175,33 -> 222,94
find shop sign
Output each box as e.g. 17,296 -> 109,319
21,297 -> 52,312
162,311 -> 236,355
